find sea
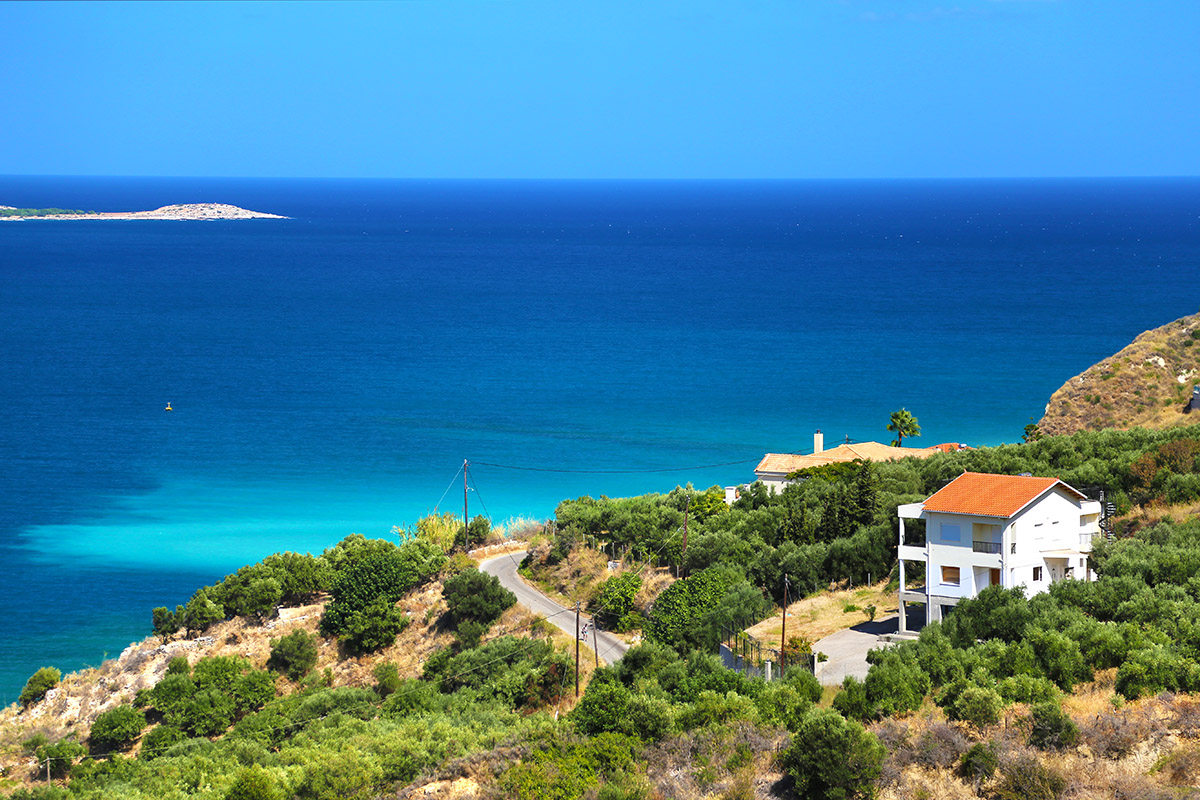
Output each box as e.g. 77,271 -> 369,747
1,175 -> 1198,703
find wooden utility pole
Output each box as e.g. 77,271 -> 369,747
575,602 -> 581,697
680,494 -> 690,578
462,459 -> 469,550
592,617 -> 600,669
780,572 -> 789,676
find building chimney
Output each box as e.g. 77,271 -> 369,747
814,430 -> 824,454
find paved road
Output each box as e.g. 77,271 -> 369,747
813,616 -> 898,685
480,551 -> 630,665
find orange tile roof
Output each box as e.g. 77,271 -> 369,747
922,472 -> 1086,518
755,441 -> 943,474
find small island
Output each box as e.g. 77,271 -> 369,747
0,203 -> 288,220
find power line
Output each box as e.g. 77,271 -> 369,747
470,457 -> 759,475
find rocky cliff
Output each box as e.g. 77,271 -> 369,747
1038,312 -> 1200,436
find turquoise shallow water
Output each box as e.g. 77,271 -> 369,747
1,176 -> 1198,702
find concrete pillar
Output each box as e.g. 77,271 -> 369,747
898,599 -> 907,633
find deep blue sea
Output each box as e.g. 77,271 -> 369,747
1,176 -> 1198,702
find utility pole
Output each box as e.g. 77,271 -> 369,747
679,493 -> 691,578
592,617 -> 600,670
575,601 -> 581,698
780,572 -> 789,676
463,459 -> 469,551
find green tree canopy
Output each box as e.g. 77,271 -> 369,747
887,408 -> 921,447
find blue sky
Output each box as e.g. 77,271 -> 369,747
2,1 -> 1197,179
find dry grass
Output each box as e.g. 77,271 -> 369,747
1039,311 -> 1200,436
869,687 -> 1200,800
745,580 -> 897,644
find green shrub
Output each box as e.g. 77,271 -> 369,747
296,750 -> 383,800
89,704 -> 146,754
179,688 -> 237,737
19,667 -> 61,707
34,739 -> 85,779
339,598 -> 411,654
166,656 -> 191,676
573,679 -> 632,736
622,693 -> 675,741
321,537 -> 443,638
997,674 -> 1059,704
596,573 -> 643,631
193,655 -> 251,692
950,686 -> 1003,730
268,630 -> 319,681
152,606 -> 182,639
1028,701 -> 1079,750
182,590 -> 226,633
832,675 -> 875,721
231,670 -> 277,713
8,787 -> 71,800
643,567 -> 740,651
226,765 -> 283,800
442,567 -> 516,626
140,724 -> 187,758
373,662 -> 402,698
455,619 -> 487,650
958,742 -> 999,782
780,708 -> 885,800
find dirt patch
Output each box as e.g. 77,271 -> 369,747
746,580 -> 897,645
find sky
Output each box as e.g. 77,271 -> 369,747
1,0 -> 1197,179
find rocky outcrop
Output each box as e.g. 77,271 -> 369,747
1038,312 -> 1200,436
1,203 -> 287,220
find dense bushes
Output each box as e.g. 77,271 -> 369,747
320,537 -> 444,644
137,656 -> 276,737
594,572 -> 643,631
643,567 -> 771,652
19,666 -> 61,707
779,708 -> 885,800
268,630 -> 319,681
442,567 -> 516,627
89,705 -> 146,754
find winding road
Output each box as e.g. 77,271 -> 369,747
480,551 -> 630,665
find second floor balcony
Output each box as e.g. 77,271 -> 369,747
972,540 -> 1002,555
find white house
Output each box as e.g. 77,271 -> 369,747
755,431 -> 965,494
897,472 -> 1102,632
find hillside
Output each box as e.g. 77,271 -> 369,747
1038,311 -> 1200,436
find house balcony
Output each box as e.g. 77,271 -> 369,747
972,540 -> 1002,555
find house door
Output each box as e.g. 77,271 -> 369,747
990,568 -> 1001,587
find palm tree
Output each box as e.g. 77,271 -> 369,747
887,408 -> 921,447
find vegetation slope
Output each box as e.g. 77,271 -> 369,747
6,425 -> 1200,799
1038,311 -> 1200,436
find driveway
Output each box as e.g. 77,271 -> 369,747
813,615 -> 898,685
479,551 -> 630,665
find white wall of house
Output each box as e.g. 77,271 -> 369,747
898,485 -> 1101,631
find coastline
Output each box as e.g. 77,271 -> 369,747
0,203 -> 288,221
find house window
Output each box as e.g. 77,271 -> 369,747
1010,542 -> 1017,554
1033,566 -> 1043,581
941,566 -> 960,586
941,524 -> 961,542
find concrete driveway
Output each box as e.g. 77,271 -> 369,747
813,615 -> 897,685
479,551 -> 630,665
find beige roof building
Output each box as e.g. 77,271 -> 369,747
755,431 -> 966,491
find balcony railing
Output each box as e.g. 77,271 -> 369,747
972,540 -> 1002,554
